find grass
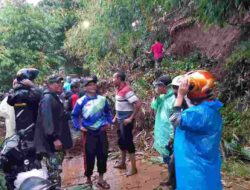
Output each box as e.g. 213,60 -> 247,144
222,159 -> 250,177
0,173 -> 6,190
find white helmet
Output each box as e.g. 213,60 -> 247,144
171,75 -> 183,86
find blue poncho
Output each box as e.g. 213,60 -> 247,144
174,100 -> 223,190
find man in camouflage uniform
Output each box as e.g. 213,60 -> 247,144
34,75 -> 73,188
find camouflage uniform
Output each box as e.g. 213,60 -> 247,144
45,151 -> 64,187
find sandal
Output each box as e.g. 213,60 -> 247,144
160,180 -> 171,186
97,180 -> 110,189
85,180 -> 93,187
113,161 -> 126,169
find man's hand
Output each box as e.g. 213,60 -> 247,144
112,117 -> 117,124
21,79 -> 34,87
144,50 -> 151,54
80,126 -> 87,132
123,118 -> 132,126
53,139 -> 62,150
178,78 -> 189,97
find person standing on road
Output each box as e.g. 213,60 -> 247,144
72,76 -> 112,189
113,71 -> 141,176
151,75 -> 175,188
171,70 -> 223,190
34,74 -> 73,188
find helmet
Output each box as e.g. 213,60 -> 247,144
19,177 -> 54,190
185,70 -> 215,100
171,75 -> 183,86
16,68 -> 39,82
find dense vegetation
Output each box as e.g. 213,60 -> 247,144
0,1 -> 249,186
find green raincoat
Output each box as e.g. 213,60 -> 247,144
151,88 -> 175,157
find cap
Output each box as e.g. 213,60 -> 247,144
47,74 -> 63,84
83,77 -> 97,86
153,75 -> 172,87
171,75 -> 184,86
70,81 -> 79,88
92,75 -> 98,82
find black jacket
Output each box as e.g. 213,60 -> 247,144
34,89 -> 73,155
7,84 -> 42,140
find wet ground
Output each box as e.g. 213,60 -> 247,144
62,155 -> 168,190
61,127 -> 250,190
0,123 -> 249,190
61,126 -> 169,190
62,154 -> 250,190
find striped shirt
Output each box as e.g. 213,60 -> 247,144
115,84 -> 139,120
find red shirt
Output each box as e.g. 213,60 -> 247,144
71,94 -> 79,109
151,42 -> 164,59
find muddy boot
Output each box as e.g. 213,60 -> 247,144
126,153 -> 137,176
114,151 -> 126,169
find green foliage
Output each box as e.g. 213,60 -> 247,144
219,40 -> 250,107
221,101 -> 250,143
194,0 -> 250,25
220,41 -> 250,158
225,40 -> 250,66
165,51 -> 215,74
64,0 -> 176,72
222,159 -> 250,177
0,1 -> 78,91
0,173 -> 6,190
132,77 -> 152,98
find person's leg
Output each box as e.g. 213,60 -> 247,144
168,154 -> 176,188
5,172 -> 16,190
65,121 -> 74,159
155,58 -> 163,69
114,122 -> 126,169
84,132 -> 97,184
97,131 -> 110,189
158,57 -> 163,68
46,151 -> 64,187
154,59 -> 158,69
125,121 -> 137,176
82,131 -> 87,171
160,154 -> 176,188
3,162 -> 17,190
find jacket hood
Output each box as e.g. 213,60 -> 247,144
203,99 -> 223,111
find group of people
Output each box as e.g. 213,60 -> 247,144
0,67 -> 223,190
70,71 -> 141,188
151,70 -> 223,190
0,69 -> 142,190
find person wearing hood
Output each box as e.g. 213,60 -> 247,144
5,68 -> 42,190
171,70 -> 223,190
34,74 -> 73,188
150,75 -> 176,187
7,68 -> 42,141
